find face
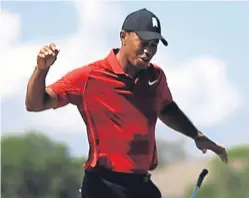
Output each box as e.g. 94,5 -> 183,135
121,31 -> 159,70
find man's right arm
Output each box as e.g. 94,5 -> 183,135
25,66 -> 58,111
25,43 -> 89,112
25,43 -> 61,111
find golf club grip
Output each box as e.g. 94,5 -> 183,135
196,169 -> 208,187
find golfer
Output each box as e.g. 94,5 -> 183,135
25,8 -> 228,198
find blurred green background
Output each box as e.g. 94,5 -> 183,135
1,131 -> 248,198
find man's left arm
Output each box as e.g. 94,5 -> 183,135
159,101 -> 202,140
156,69 -> 228,163
156,69 -> 200,140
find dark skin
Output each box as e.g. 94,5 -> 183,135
116,30 -> 228,164
25,32 -> 228,164
116,30 -> 159,78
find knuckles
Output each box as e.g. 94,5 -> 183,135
38,43 -> 59,58
36,42 -> 59,68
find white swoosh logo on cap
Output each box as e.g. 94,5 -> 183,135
148,79 -> 159,85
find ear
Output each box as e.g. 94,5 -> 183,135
120,30 -> 128,46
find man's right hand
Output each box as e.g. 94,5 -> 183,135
26,43 -> 60,111
37,43 -> 60,70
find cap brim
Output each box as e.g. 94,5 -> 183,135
135,31 -> 168,46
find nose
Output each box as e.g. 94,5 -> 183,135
143,48 -> 151,57
144,44 -> 156,56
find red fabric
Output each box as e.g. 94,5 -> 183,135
47,49 -> 173,173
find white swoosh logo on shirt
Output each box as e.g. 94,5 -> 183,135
148,79 -> 159,86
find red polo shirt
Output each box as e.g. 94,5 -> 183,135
47,49 -> 173,174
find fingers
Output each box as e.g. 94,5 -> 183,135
44,45 -> 53,55
213,145 -> 228,164
39,43 -> 60,57
37,43 -> 60,69
49,43 -> 57,51
49,43 -> 60,55
38,52 -> 45,58
202,149 -> 207,154
219,147 -> 228,163
196,137 -> 228,163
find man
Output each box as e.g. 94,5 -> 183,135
26,8 -> 228,198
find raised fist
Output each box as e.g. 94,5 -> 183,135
37,43 -> 60,70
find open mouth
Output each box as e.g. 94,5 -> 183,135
140,57 -> 150,62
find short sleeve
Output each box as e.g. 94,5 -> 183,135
156,68 -> 173,111
47,66 -> 90,108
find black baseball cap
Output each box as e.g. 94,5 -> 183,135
122,8 -> 168,46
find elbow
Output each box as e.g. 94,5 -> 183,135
25,106 -> 35,112
25,105 -> 38,112
25,102 -> 43,112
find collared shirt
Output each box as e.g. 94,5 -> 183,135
47,49 -> 173,173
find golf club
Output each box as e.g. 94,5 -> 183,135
191,168 -> 208,198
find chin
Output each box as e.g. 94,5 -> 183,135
137,62 -> 149,70
131,59 -> 149,71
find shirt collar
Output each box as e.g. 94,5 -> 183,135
105,48 -> 154,77
106,48 -> 125,75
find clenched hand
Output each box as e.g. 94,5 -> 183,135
37,43 -> 60,70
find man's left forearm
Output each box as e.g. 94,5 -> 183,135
159,101 -> 200,139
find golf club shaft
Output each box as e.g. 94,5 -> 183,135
191,169 -> 208,198
191,186 -> 199,198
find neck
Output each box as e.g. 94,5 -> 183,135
116,48 -> 139,79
